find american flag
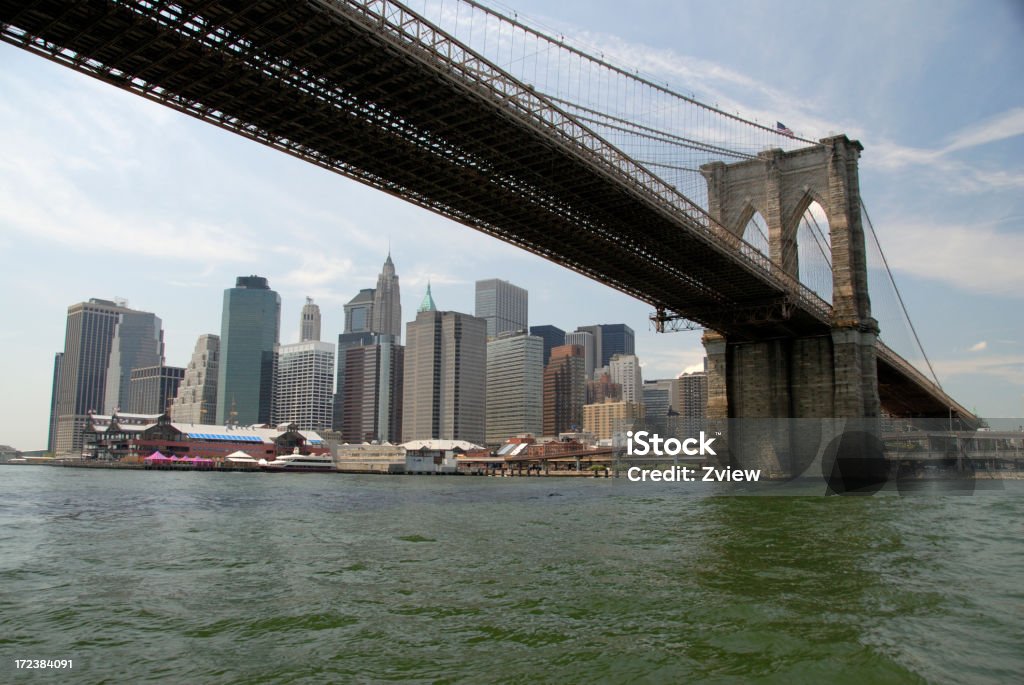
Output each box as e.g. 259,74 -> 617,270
776,121 -> 795,137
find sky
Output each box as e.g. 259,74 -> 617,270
1,0 -> 1022,450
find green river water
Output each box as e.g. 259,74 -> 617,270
0,467 -> 1021,683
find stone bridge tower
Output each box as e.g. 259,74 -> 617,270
699,135 -> 880,476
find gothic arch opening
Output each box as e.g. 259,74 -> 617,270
740,209 -> 770,258
795,199 -> 832,303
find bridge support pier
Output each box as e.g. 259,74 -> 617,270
703,327 -> 880,477
701,135 -> 881,479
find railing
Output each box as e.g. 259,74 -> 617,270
334,0 -> 834,321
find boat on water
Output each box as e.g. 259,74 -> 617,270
260,448 -> 336,473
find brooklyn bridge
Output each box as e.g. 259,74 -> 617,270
0,0 -> 978,450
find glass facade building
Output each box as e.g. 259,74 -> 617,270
528,325 -> 565,367
475,278 -> 527,339
216,276 -> 281,425
486,331 -> 543,445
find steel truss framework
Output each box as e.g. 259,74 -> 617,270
0,0 -> 974,421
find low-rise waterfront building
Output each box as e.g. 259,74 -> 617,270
82,411 -> 328,462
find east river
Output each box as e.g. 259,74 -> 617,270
1,467 -> 1021,683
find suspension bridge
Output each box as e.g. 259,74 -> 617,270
0,0 -> 978,440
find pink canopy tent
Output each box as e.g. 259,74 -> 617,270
144,452 -> 170,462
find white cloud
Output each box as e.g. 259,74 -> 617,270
943,107 -> 1024,153
933,354 -> 1024,386
876,220 -> 1024,298
865,106 -> 1024,193
970,341 -> 988,352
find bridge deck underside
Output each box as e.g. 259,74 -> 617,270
0,0 -> 976,423
877,356 -> 969,421
1,0 -> 826,340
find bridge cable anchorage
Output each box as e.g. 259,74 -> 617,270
861,201 -> 942,389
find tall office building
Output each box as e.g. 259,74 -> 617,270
333,330 -> 374,431
529,325 -> 565,367
170,334 -> 220,424
403,288 -> 487,444
486,331 -> 543,445
47,352 -> 63,453
642,378 -> 679,435
601,324 -> 635,367
565,330 -> 596,380
577,324 -> 635,368
51,298 -> 136,455
371,253 -> 402,340
336,292 -> 375,430
272,340 -> 335,430
338,334 -> 404,444
334,254 -> 403,431
475,278 -> 527,338
344,288 -> 375,334
678,370 -> 709,434
128,365 -> 185,414
609,354 -> 643,405
102,305 -> 164,414
300,297 -> 321,342
216,275 -> 281,425
543,344 -> 586,436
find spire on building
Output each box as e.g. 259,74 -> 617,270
418,282 -> 437,313
371,252 -> 402,339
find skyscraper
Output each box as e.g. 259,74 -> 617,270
609,354 -> 643,405
48,352 -> 63,453
577,324 -> 635,368
678,370 -> 709,435
601,324 -> 636,366
272,340 -> 335,430
128,365 -> 185,414
529,325 -> 565,367
565,330 -> 596,380
334,253 -> 404,432
333,330 -> 375,431
52,298 -> 138,455
403,287 -> 487,444
486,330 -> 543,444
371,253 -> 402,340
170,334 -> 220,424
642,378 -> 678,435
338,334 -> 404,444
300,297 -> 321,342
543,344 -> 586,436
475,278 -> 527,338
102,305 -> 164,414
216,275 -> 281,425
344,289 -> 375,334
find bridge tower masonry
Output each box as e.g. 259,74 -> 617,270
700,136 -> 881,477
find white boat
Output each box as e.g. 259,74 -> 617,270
262,448 -> 336,473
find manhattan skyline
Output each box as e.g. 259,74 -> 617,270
1,0 -> 1022,450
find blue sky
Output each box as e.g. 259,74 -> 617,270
1,0 -> 1022,450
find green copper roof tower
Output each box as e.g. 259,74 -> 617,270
418,282 -> 437,313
